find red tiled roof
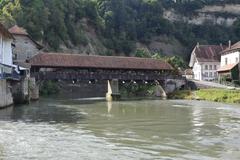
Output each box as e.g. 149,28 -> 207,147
194,45 -> 226,62
29,53 -> 173,70
8,25 -> 43,49
222,41 -> 240,54
8,25 -> 28,35
217,63 -> 238,72
0,23 -> 14,39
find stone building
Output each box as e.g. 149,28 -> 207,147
8,25 -> 43,62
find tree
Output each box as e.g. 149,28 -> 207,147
0,0 -> 22,27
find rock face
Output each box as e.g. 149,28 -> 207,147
136,36 -> 187,58
59,19 -> 108,55
199,4 -> 240,15
163,4 -> 240,26
58,19 -> 186,57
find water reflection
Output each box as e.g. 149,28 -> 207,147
0,100 -> 85,124
107,101 -> 112,114
0,144 -> 4,160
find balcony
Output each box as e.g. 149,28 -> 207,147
0,63 -> 21,81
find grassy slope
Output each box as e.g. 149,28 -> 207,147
169,89 -> 240,104
195,89 -> 240,104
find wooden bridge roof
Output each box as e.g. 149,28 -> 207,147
29,53 -> 173,71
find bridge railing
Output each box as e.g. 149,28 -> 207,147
32,71 -> 185,81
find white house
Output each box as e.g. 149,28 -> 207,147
189,43 -> 226,81
218,41 -> 240,81
0,23 -> 15,108
0,23 -> 14,79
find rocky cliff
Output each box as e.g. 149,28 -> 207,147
163,4 -> 240,26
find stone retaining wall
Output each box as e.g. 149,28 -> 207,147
0,80 -> 13,108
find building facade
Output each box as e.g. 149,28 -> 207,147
8,25 -> 43,62
0,23 -> 15,108
189,43 -> 226,81
0,23 -> 14,78
218,41 -> 240,82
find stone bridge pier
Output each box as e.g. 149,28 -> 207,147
106,79 -> 121,101
164,79 -> 187,94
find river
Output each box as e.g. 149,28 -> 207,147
0,98 -> 240,160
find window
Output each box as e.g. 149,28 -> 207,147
225,58 -> 228,65
209,65 -> 212,70
209,72 -> 213,77
214,65 -> 217,70
205,65 -> 208,70
205,72 -> 208,77
236,57 -> 239,63
214,72 -> 217,77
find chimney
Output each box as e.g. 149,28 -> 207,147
220,43 -> 223,49
229,40 -> 231,49
197,42 -> 200,48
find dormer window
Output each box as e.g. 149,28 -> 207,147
225,58 -> 228,65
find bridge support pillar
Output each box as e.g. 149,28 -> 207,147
155,81 -> 167,98
155,84 -> 167,98
106,79 -> 121,101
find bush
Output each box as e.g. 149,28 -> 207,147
40,80 -> 59,96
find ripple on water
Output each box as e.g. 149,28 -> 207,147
0,99 -> 240,160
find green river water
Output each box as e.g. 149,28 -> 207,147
0,98 -> 240,160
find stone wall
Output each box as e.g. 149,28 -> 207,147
55,81 -> 108,99
13,35 -> 40,62
29,78 -> 39,100
164,79 -> 187,94
0,80 -> 13,108
12,78 -> 29,104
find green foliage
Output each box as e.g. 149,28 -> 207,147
166,56 -> 187,70
168,90 -> 193,100
134,49 -> 151,58
0,0 -> 239,56
196,89 -> 240,104
120,83 -> 156,97
0,0 -> 22,27
233,19 -> 240,39
40,81 -> 59,96
169,88 -> 240,104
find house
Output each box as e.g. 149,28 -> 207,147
189,43 -> 226,81
0,23 -> 14,79
8,25 -> 43,62
0,23 -> 15,108
217,41 -> 240,82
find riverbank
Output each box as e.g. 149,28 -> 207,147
169,89 -> 240,104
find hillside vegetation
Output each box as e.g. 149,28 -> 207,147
0,0 -> 240,58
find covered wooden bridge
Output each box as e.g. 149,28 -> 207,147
29,53 -> 176,100
29,53 -> 174,81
